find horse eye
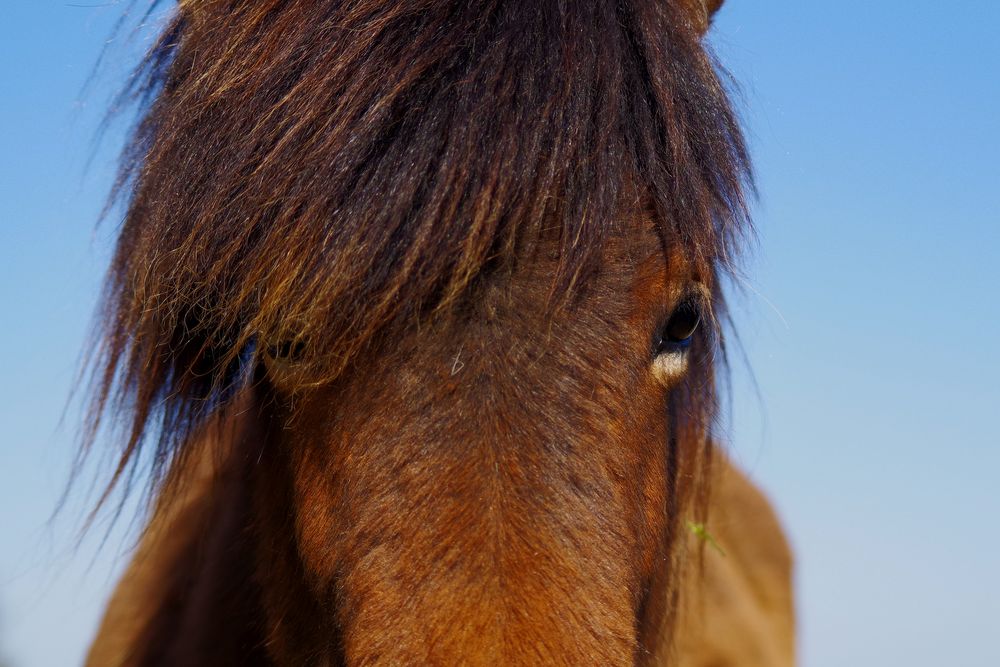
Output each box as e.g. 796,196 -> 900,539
656,301 -> 701,353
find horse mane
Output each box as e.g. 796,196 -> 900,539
83,0 -> 751,516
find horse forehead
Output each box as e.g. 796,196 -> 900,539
329,247 -> 673,402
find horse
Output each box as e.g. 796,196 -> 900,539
81,0 -> 795,664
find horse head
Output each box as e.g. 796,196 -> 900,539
85,0 -> 756,663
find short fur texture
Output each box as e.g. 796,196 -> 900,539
87,413 -> 796,666
79,0 -> 780,664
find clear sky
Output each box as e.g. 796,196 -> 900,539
1,2 -> 998,666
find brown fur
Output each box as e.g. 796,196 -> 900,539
80,0 -> 793,664
673,465 -> 796,666
87,404 -> 794,666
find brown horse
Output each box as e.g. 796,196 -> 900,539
82,0 -> 794,664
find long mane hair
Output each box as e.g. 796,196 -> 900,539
83,0 -> 751,529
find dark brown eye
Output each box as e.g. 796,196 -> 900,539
656,301 -> 701,353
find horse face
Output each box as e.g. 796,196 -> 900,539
256,225 -> 715,664
84,0 -> 744,662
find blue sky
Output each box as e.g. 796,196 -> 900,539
1,2 -> 998,665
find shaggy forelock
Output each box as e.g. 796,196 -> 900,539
84,0 -> 750,513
